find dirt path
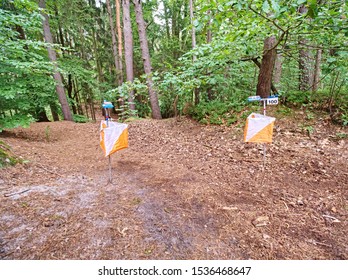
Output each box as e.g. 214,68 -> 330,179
0,116 -> 347,259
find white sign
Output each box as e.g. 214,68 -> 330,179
267,97 -> 278,105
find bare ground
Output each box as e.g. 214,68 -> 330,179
0,112 -> 347,260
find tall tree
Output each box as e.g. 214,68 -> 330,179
122,0 -> 135,111
106,0 -> 122,85
298,4 -> 314,91
206,5 -> 213,100
38,0 -> 72,121
115,0 -> 124,83
189,0 -> 199,104
132,0 -> 162,119
312,48 -> 322,92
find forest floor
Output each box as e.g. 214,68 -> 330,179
0,109 -> 347,260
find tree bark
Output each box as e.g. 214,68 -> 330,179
67,74 -> 77,114
122,0 -> 135,111
89,0 -> 104,83
256,36 -> 277,98
115,0 -> 124,84
163,1 -> 171,40
132,0 -> 162,119
273,52 -> 282,86
299,38 -> 314,91
298,5 -> 314,91
54,4 -> 65,48
312,48 -> 322,92
106,0 -> 121,85
252,58 -> 278,94
92,28 -> 104,83
39,0 -> 72,121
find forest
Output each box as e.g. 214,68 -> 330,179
0,0 -> 347,129
0,0 -> 348,261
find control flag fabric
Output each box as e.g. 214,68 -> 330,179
244,113 -> 275,143
100,121 -> 128,157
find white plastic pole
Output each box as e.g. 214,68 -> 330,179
106,108 -> 112,183
108,155 -> 112,183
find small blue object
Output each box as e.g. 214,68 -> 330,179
268,95 -> 279,99
248,96 -> 261,102
102,100 -> 114,109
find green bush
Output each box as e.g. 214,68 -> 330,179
188,99 -> 244,125
0,140 -> 20,168
283,90 -> 311,106
73,114 -> 90,123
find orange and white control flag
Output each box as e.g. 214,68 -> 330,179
244,113 -> 275,143
100,121 -> 128,157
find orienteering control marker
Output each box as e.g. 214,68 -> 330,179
246,95 -> 278,162
101,100 -> 129,184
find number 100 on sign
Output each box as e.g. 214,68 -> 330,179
267,97 -> 278,105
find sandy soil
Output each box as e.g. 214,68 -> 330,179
0,112 -> 347,260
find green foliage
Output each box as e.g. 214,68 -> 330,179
283,90 -> 311,106
336,132 -> 348,139
0,114 -> 35,132
0,140 -> 20,168
299,123 -> 315,138
341,110 -> 348,126
73,114 -> 90,123
335,132 -> 347,139
188,99 -> 246,125
275,105 -> 294,117
0,1 -> 61,129
104,78 -> 151,119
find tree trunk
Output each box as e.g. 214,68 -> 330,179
122,0 -> 136,112
189,0 -> 199,105
273,52 -> 282,87
256,36 -> 277,98
206,7 -> 213,100
115,0 -> 124,84
67,74 -> 77,114
298,5 -> 314,91
73,79 -> 84,115
312,48 -> 322,92
189,0 -> 196,59
163,1 -> 171,40
54,4 -> 65,48
89,0 -> 104,83
252,58 -> 278,94
50,103 -> 60,121
39,0 -> 72,121
133,0 -> 162,119
106,0 -> 121,85
299,38 -> 314,91
92,28 -> 104,83
36,108 -> 50,122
